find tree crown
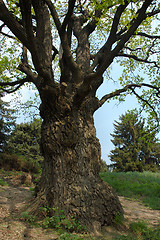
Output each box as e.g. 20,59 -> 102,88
0,0 -> 159,122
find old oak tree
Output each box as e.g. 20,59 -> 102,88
0,0 -> 160,231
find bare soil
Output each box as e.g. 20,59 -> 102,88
0,173 -> 159,240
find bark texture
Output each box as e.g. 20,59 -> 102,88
34,90 -> 123,232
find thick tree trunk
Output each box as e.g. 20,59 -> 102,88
33,92 -> 123,232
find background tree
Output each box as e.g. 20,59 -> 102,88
109,110 -> 160,172
151,142 -> 160,167
0,92 -> 16,152
0,0 -> 160,231
6,118 -> 43,172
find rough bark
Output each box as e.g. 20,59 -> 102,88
32,89 -> 123,232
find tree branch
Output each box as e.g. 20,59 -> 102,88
4,0 -> 54,84
116,6 -> 160,39
17,45 -> 38,83
31,0 -> 53,81
20,0 -> 48,80
147,8 -> 160,17
98,83 -> 160,108
90,2 -> 129,72
0,76 -> 30,93
0,23 -> 16,39
61,0 -> 76,32
107,1 -> 129,44
135,32 -> 160,39
52,45 -> 59,60
18,63 -> 38,83
83,8 -> 102,37
75,1 -> 159,98
117,53 -> 160,68
0,30 -> 16,39
1,82 -> 25,93
89,0 -> 154,80
131,87 -> 159,123
0,0 -> 29,47
44,0 -> 61,32
19,0 -> 34,44
45,0 -> 79,76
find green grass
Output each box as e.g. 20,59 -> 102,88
114,221 -> 160,240
100,171 -> 160,210
0,178 -> 9,186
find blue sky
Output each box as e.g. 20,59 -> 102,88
94,64 -> 140,164
94,86 -> 139,165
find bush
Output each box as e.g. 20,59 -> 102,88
40,206 -> 86,233
21,212 -> 37,225
0,152 -> 41,173
0,178 -> 9,186
100,159 -> 108,172
60,233 -> 84,240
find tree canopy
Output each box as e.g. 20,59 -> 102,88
109,110 -> 160,172
0,0 -> 160,121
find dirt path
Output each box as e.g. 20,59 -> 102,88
0,174 -> 59,240
119,196 -> 160,227
0,174 -> 159,240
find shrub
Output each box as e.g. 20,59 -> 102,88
0,178 -> 9,186
100,159 -> 108,172
60,232 -> 84,240
0,152 -> 41,173
20,212 -> 37,225
40,206 -> 86,233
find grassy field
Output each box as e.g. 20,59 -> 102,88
100,171 -> 160,210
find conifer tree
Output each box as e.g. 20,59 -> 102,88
0,92 -> 16,151
7,118 -> 43,165
109,111 -> 160,172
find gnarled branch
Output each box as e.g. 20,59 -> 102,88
0,76 -> 31,93
135,32 -> 160,39
61,0 -> 76,32
98,83 -> 160,108
45,0 -> 79,76
131,87 -> 159,124
89,0 -> 154,82
90,1 -> 129,72
0,0 -> 29,47
117,53 -> 160,68
44,0 -> 61,32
